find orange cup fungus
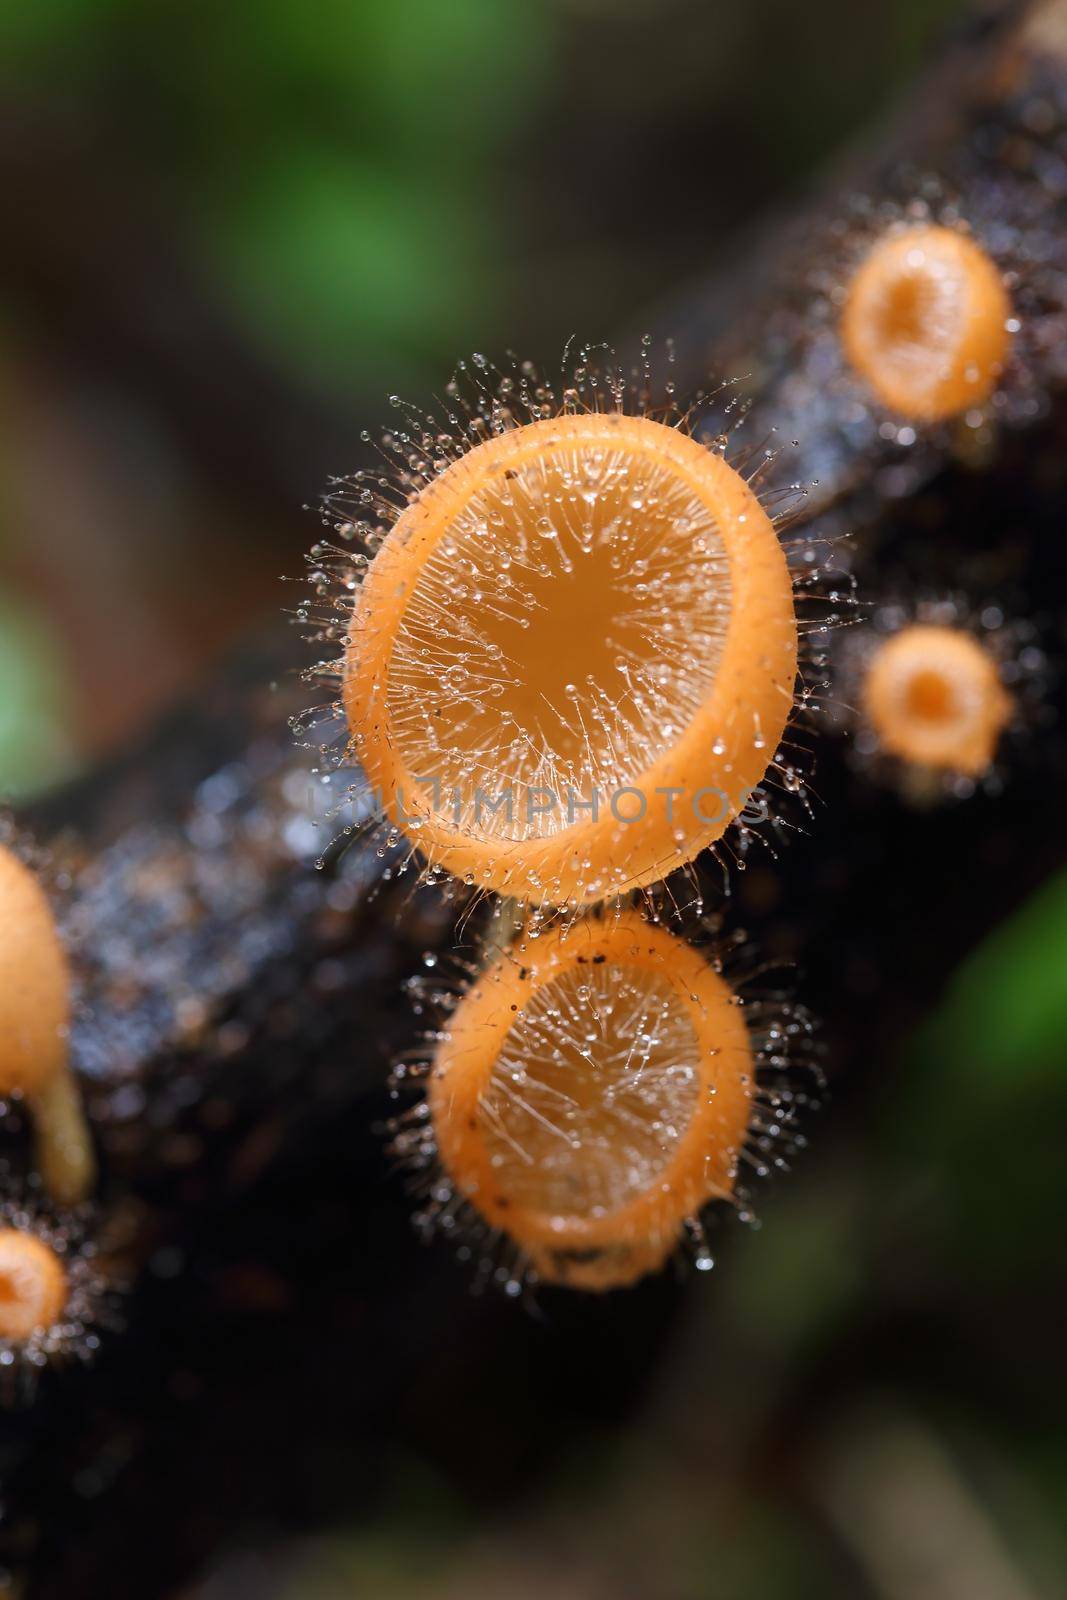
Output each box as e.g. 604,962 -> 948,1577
862,624 -> 1011,777
0,1227 -> 67,1342
841,225 -> 1011,421
344,412 -> 797,906
0,846 -> 95,1205
427,910 -> 754,1290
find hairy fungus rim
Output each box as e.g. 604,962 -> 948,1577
428,912 -> 754,1254
525,1232 -> 678,1293
344,412 -> 797,904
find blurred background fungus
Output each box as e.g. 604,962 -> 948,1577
2,2 -> 1066,1598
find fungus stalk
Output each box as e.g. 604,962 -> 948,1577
0,847 -> 95,1205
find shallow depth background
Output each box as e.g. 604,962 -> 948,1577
4,3 -> 1067,1599
0,0 -> 970,792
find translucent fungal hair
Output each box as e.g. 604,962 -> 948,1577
862,623 -> 1011,778
307,349 -> 807,909
841,224 -> 1011,422
390,909 -> 816,1293
0,1199 -> 112,1399
0,846 -> 95,1205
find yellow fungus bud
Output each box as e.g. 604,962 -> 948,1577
0,846 -> 95,1204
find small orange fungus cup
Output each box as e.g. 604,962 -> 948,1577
345,412 -> 796,904
0,1228 -> 67,1341
429,911 -> 754,1290
842,225 -> 1010,421
863,624 -> 1011,776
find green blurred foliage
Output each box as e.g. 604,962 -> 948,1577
0,323 -> 74,797
894,868 -> 1067,1277
0,598 -> 76,799
168,0 -> 553,384
915,867 -> 1067,1088
1,0 -> 553,388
